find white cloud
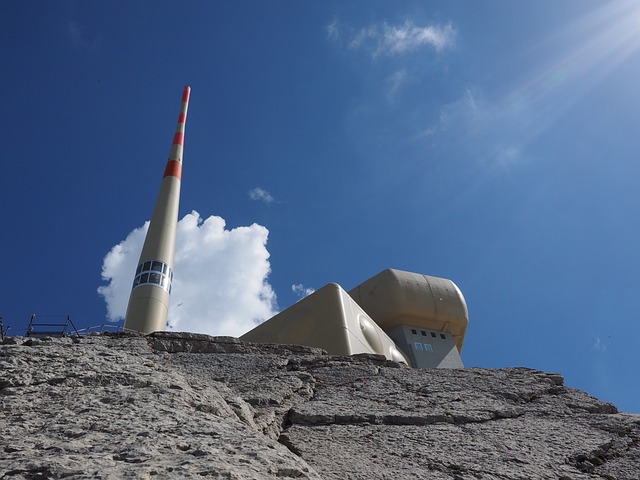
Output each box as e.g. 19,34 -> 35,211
412,87 -> 480,141
349,25 -> 378,50
326,19 -> 341,42
347,21 -> 455,57
97,223 -> 148,322
381,21 -> 455,55
437,88 -> 479,127
291,284 -> 315,299
98,211 -> 277,337
249,187 -> 275,204
386,69 -> 408,103
593,336 -> 607,352
416,87 -> 525,172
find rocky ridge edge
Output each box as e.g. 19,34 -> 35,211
1,332 -> 638,479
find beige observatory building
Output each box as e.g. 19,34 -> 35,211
241,268 -> 469,368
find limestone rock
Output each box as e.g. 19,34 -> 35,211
1,332 -> 638,479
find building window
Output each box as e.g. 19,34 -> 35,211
151,261 -> 163,272
440,333 -> 446,339
424,344 -> 433,352
431,332 -> 436,338
421,331 -> 427,336
411,329 -> 417,335
414,342 -> 423,351
131,260 -> 173,294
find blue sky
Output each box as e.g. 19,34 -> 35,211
2,1 -> 639,413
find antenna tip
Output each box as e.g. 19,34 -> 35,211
182,86 -> 191,102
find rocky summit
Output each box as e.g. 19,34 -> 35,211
0,332 -> 638,479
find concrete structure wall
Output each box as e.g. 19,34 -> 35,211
348,269 -> 468,353
387,325 -> 464,369
240,283 -> 409,365
241,268 -> 469,369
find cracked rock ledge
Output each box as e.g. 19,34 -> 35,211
1,332 -> 638,479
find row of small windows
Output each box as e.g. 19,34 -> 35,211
136,260 -> 172,276
132,260 -> 173,294
414,342 -> 434,352
411,329 -> 446,340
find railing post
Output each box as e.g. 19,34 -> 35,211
26,314 -> 36,337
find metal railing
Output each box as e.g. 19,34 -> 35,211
1,315 -> 140,339
26,314 -> 80,338
71,324 -> 136,336
0,317 -> 9,341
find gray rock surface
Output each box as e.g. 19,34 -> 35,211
1,332 -> 638,479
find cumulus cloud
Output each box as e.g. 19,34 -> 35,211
345,20 -> 455,57
98,211 -> 277,337
291,284 -> 315,299
97,223 -> 149,322
249,187 -> 275,204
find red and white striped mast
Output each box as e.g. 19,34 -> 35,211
124,86 -> 191,333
